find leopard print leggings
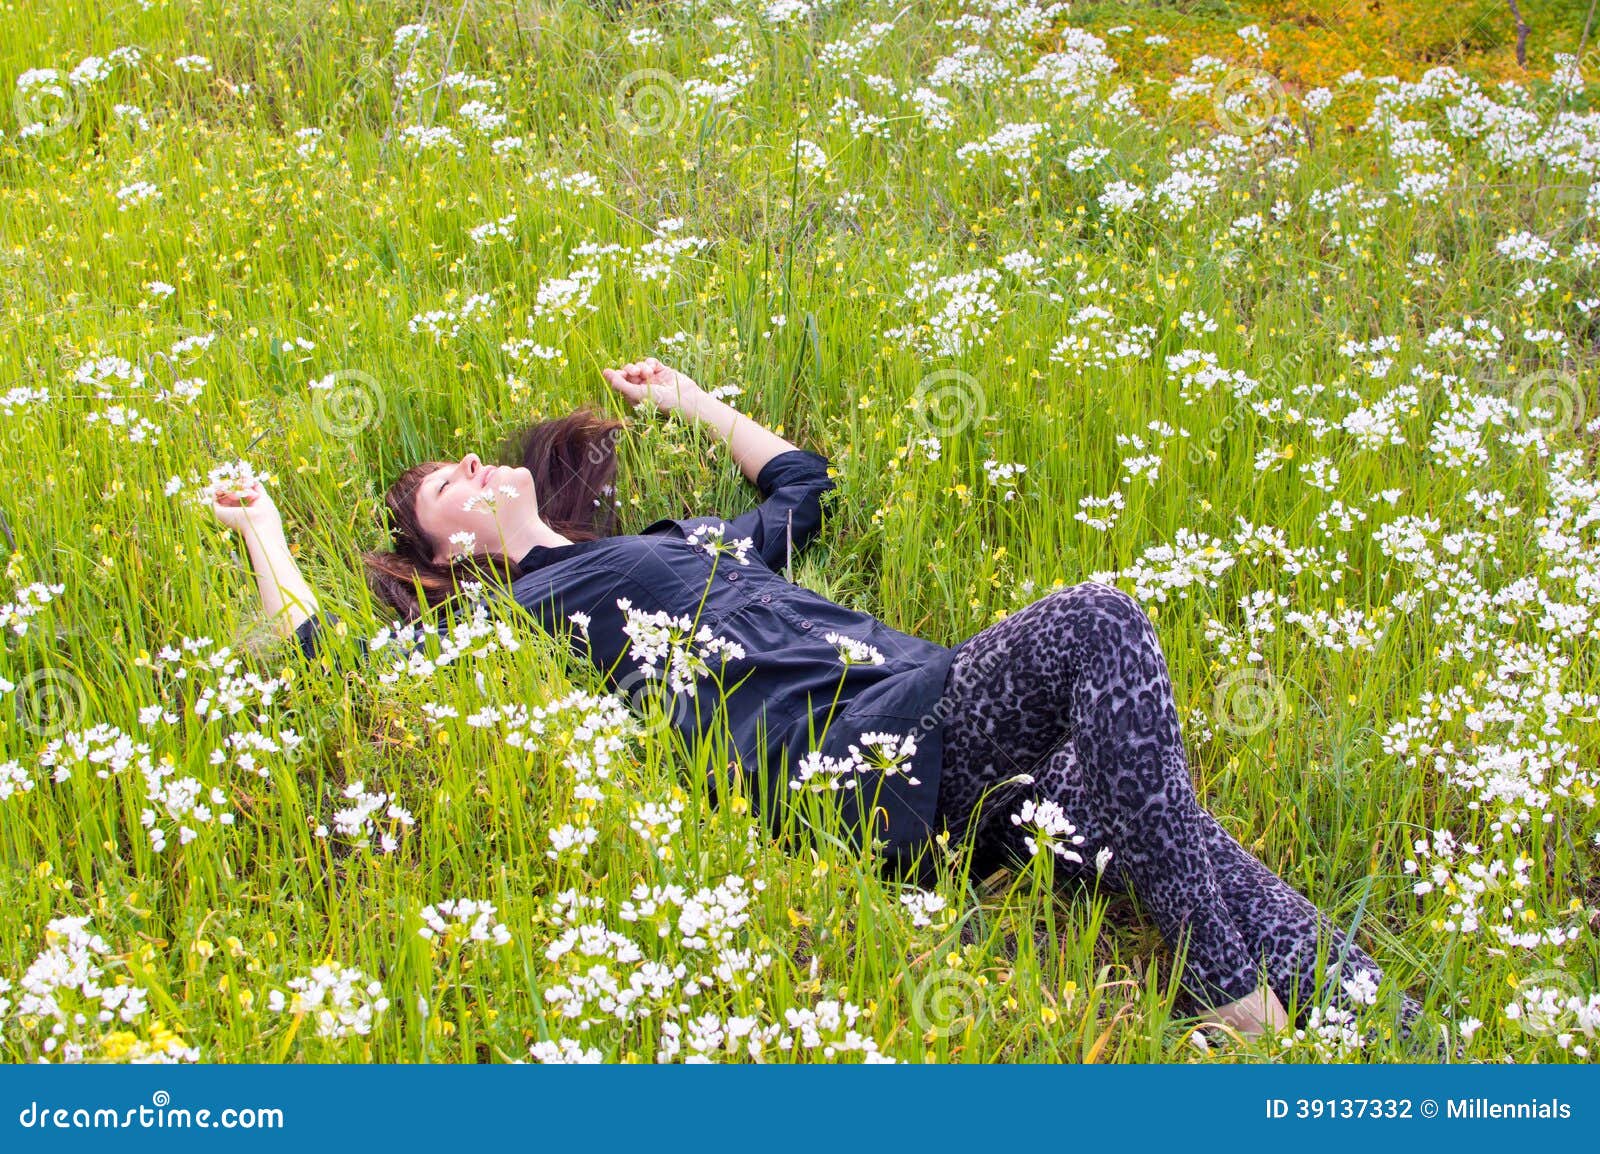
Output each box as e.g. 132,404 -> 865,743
936,581 -> 1419,1026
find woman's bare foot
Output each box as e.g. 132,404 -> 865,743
1199,985 -> 1289,1038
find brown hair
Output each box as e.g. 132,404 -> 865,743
363,407 -> 625,621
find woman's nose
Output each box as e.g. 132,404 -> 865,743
461,452 -> 480,475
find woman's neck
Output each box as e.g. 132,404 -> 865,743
497,515 -> 572,562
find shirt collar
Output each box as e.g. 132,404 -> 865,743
516,537 -> 604,572
516,520 -> 677,572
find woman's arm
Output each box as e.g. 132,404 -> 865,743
602,357 -> 799,483
211,480 -> 321,639
604,357 -> 834,573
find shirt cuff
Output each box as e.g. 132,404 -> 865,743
753,448 -> 832,499
293,613 -> 332,661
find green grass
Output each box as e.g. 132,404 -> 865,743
0,0 -> 1596,1063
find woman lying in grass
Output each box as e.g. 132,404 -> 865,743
212,357 -> 1423,1043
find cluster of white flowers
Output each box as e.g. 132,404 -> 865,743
0,580 -> 66,635
323,780 -> 415,854
955,120 -> 1053,182
1010,797 -> 1086,862
70,332 -> 214,448
685,523 -> 754,566
1089,529 -> 1235,603
4,916 -> 198,1062
1401,830 -> 1585,949
1075,490 -> 1124,532
1048,305 -> 1156,375
417,898 -> 513,947
782,999 -> 895,1061
1277,1002 -> 1366,1060
899,888 -> 948,929
1504,980 -> 1600,1056
882,259 -> 1004,358
629,797 -> 684,861
397,123 -> 463,156
824,630 -> 885,666
467,212 -> 516,245
367,602 -> 523,683
470,689 -> 635,803
791,730 -> 921,792
267,965 -> 389,1039
407,292 -> 496,341
0,759 -> 34,800
618,597 -> 746,695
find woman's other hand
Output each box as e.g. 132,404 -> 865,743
602,357 -> 703,415
211,479 -> 283,539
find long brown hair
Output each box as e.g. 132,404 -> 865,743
363,407 -> 625,621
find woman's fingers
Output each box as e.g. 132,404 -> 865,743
603,367 -> 639,393
604,361 -> 666,390
213,482 -> 264,515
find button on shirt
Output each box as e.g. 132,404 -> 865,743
296,449 -> 960,872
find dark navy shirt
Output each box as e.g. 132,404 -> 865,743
295,449 -> 961,873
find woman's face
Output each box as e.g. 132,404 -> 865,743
412,452 -> 539,562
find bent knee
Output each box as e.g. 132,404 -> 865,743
1049,581 -> 1149,629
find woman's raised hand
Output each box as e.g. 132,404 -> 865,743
602,357 -> 703,415
207,477 -> 320,638
211,479 -> 283,539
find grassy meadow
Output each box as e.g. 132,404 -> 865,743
1,0 -> 1598,1063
